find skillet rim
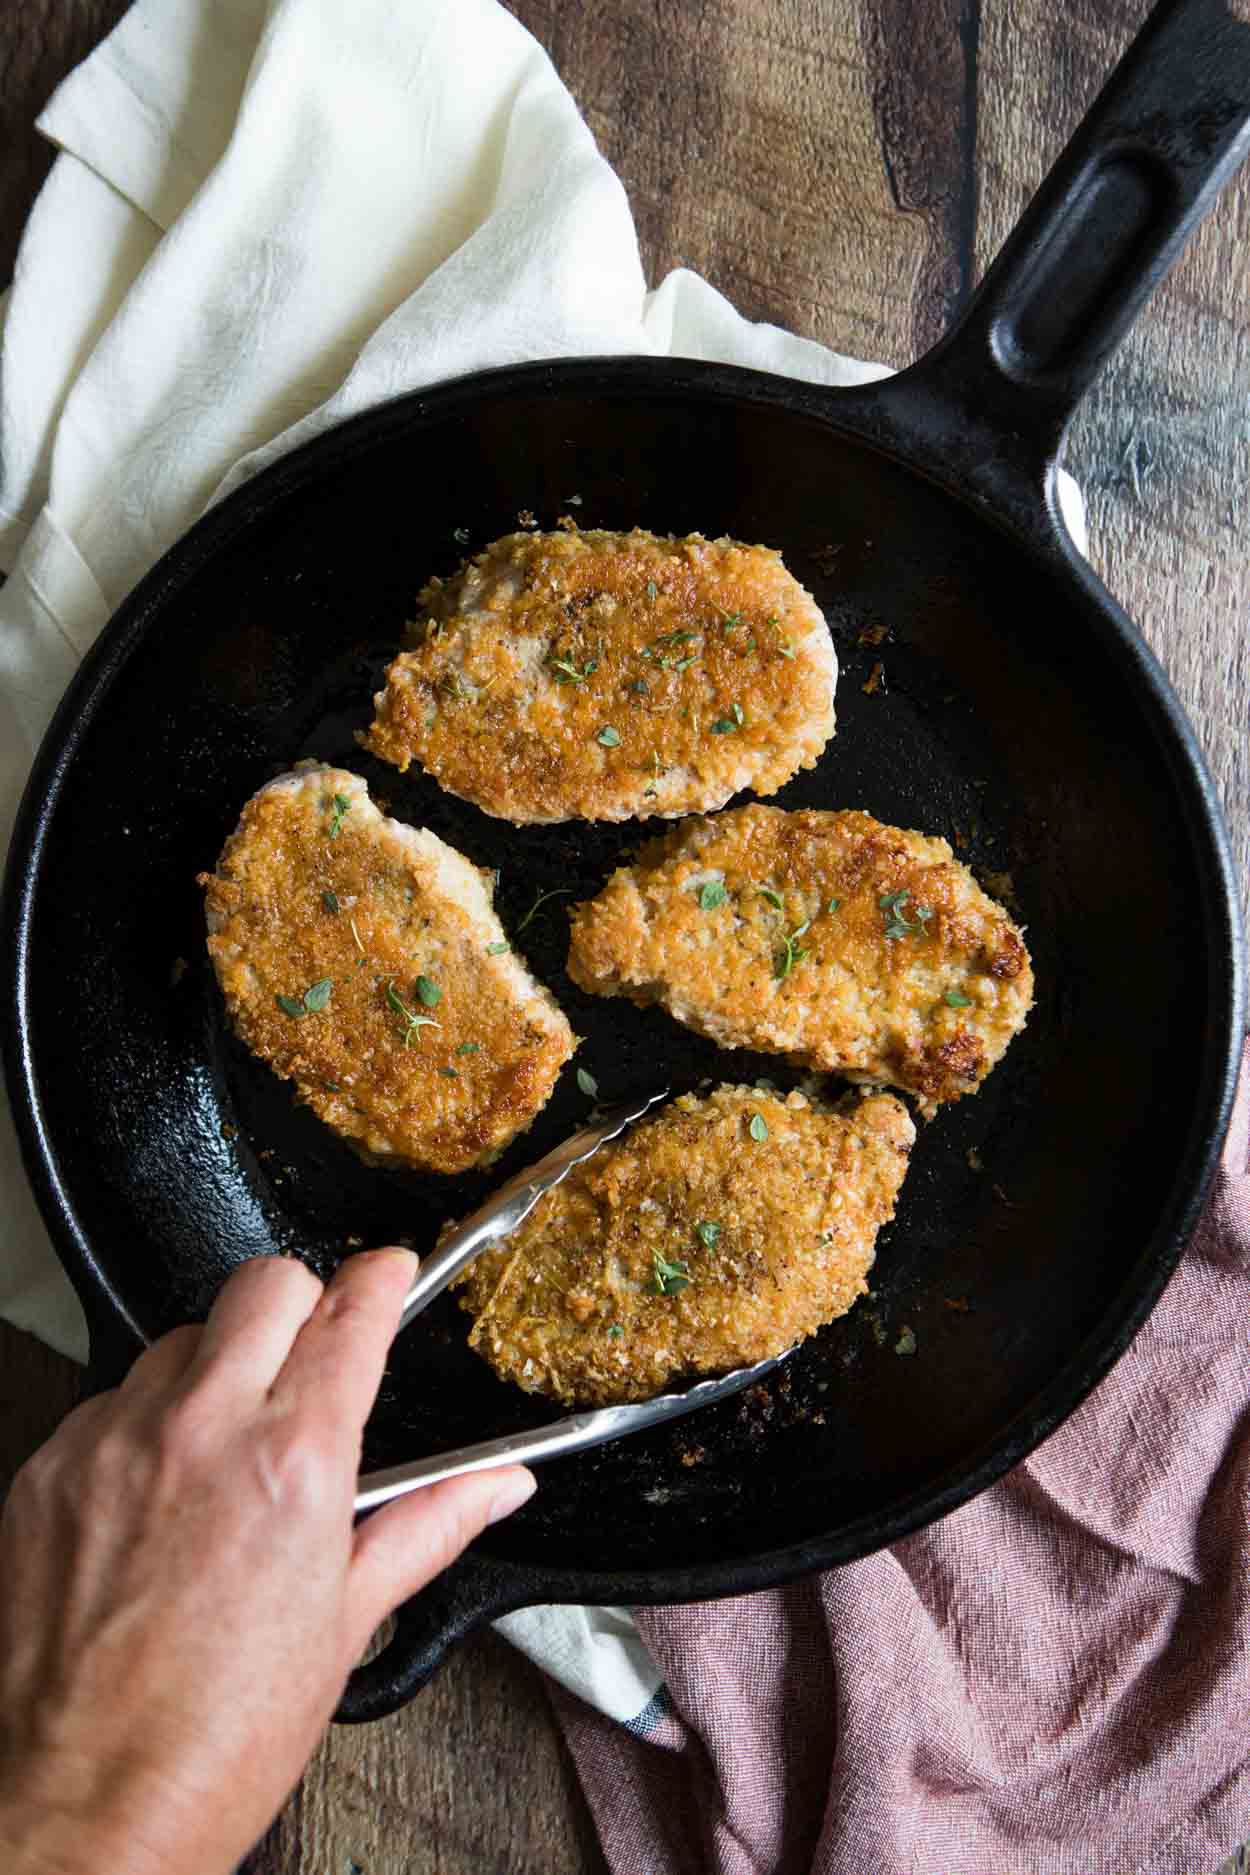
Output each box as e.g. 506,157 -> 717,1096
2,353 -> 1245,1598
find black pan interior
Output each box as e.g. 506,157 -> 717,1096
10,365 -> 1235,1577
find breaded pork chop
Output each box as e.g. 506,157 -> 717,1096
455,1085 -> 914,1405
567,805 -> 1033,1105
200,766 -> 575,1174
364,528 -> 835,822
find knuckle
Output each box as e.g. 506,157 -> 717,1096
258,1427 -> 337,1516
228,1253 -> 324,1305
152,1392 -> 220,1468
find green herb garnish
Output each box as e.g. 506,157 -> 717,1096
710,707 -> 742,735
457,1041 -> 480,1055
327,794 -> 352,840
749,1112 -> 768,1143
439,1066 -> 459,1078
385,979 -> 441,1048
722,612 -> 744,631
607,1323 -> 626,1339
415,975 -> 442,1008
453,526 -> 471,545
944,988 -> 973,1008
576,1066 -> 599,1098
549,654 -> 596,685
879,890 -> 933,941
774,920 -> 812,981
653,1252 -> 692,1296
597,725 -> 621,747
828,897 -> 841,914
322,890 -> 340,915
695,1220 -> 721,1250
645,580 -> 658,602
758,886 -> 785,911
276,977 -> 334,1019
895,1325 -> 917,1356
486,941 -> 510,954
699,880 -> 727,910
627,679 -> 649,694
672,654 -> 699,673
516,887 -> 571,934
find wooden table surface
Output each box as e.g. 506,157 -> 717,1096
2,3 -> 1248,1871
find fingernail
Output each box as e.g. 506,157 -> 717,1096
370,1245 -> 420,1276
487,1468 -> 537,1525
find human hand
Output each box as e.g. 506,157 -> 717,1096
0,1250 -> 535,1875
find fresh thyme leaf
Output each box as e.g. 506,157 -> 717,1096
438,1066 -> 459,1078
453,526 -> 471,545
944,988 -> 973,1008
749,1112 -> 768,1143
653,1252 -> 692,1296
652,630 -> 698,647
549,654 -> 594,685
576,1066 -> 599,1098
486,941 -> 510,954
457,1041 -> 481,1055
778,642 -> 796,658
322,890 -> 340,915
596,725 -> 621,747
323,1080 -> 340,1093
721,612 -> 743,631
673,654 -> 699,672
694,1220 -> 721,1250
758,886 -> 785,911
828,897 -> 841,914
415,975 -> 442,1008
879,889 -> 932,941
302,977 -> 334,1013
732,701 -> 744,725
327,793 -> 352,840
516,887 -> 571,933
385,979 -> 440,1047
627,679 -> 649,694
276,993 -> 306,1018
774,920 -> 812,981
710,715 -> 739,735
646,580 -> 658,601
699,880 -> 727,910
607,1323 -> 625,1339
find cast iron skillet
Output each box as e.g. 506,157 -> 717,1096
3,0 -> 1247,1723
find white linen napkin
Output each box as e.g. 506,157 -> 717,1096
0,0 -> 1082,1722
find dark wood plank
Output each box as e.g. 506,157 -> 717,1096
0,0 -> 130,286
975,0 -> 1250,933
1,5 -> 1246,1874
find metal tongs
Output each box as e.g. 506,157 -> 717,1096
354,1091 -> 790,1512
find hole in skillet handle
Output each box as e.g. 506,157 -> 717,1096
334,1550 -> 538,1723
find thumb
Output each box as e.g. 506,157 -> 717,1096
346,1467 -> 536,1649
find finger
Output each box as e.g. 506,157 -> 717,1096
182,1255 -> 325,1399
269,1248 -> 417,1437
119,1325 -> 202,1400
347,1467 -> 536,1650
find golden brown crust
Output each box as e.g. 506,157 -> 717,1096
199,766 -> 575,1174
455,1085 -> 914,1404
363,528 -> 836,822
566,804 -> 1033,1104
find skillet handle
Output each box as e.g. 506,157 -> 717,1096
908,0 -> 1250,461
333,1551 -> 535,1723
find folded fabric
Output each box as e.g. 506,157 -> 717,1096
11,9 -> 1218,1875
557,1050 -> 1250,1875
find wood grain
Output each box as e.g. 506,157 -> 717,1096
1,2 -> 1248,1873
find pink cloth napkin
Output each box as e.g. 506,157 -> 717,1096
557,1044 -> 1250,1875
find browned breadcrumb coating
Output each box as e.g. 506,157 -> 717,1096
363,528 -> 836,822
567,804 -> 1033,1105
454,1084 -> 914,1405
199,765 -> 574,1174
